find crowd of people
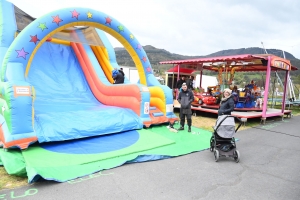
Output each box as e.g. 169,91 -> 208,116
176,75 -> 195,91
110,71 -> 264,132
231,80 -> 264,108
172,78 -> 266,132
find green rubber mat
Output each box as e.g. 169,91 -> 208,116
0,125 -> 212,183
145,125 -> 211,156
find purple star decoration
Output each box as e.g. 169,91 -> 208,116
136,44 -> 142,50
16,48 -> 29,59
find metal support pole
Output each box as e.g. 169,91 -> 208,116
262,56 -> 271,118
271,73 -> 276,108
282,70 -> 289,112
200,70 -> 203,89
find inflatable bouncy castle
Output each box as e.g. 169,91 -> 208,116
0,0 -> 177,149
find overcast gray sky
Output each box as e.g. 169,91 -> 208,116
8,0 -> 300,58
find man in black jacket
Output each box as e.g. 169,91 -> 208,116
177,83 -> 194,132
176,76 -> 186,90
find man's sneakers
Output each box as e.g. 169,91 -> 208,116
188,126 -> 191,132
178,126 -> 184,131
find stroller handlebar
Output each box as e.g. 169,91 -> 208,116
214,115 -> 243,133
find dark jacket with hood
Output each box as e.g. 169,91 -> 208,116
113,72 -> 124,84
119,70 -> 125,77
185,78 -> 194,90
176,79 -> 186,89
218,95 -> 234,116
178,89 -> 194,114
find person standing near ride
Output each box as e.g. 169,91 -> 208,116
218,88 -> 234,116
177,83 -> 194,132
186,75 -> 194,90
175,76 -> 186,99
176,76 -> 186,91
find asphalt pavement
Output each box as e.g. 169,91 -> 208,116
1,115 -> 300,200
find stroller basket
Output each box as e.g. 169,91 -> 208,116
214,115 -> 236,138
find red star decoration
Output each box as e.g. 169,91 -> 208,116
29,35 -> 40,45
71,9 -> 80,20
142,56 -> 147,62
105,17 -> 112,25
52,15 -> 63,26
146,66 -> 152,73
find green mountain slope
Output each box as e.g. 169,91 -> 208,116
114,45 -> 300,84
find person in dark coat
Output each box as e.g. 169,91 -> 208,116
218,88 -> 234,116
112,69 -> 124,84
176,76 -> 186,90
177,83 -> 194,132
119,68 -> 125,77
186,75 -> 194,90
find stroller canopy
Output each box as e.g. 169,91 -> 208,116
214,115 -> 236,138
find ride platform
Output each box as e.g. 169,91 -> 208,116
174,100 -> 292,124
199,104 -> 263,112
191,106 -> 291,122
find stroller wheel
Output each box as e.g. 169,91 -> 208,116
210,137 -> 214,152
214,150 -> 219,162
234,150 -> 240,163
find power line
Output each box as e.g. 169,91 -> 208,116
261,42 -> 268,54
260,42 -> 294,58
268,49 -> 285,54
267,49 -> 286,58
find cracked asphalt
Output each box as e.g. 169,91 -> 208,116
1,116 -> 300,200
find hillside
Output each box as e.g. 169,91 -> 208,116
114,45 -> 300,84
115,45 -> 201,68
206,47 -> 296,59
115,45 -> 299,68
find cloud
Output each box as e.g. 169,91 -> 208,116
8,0 -> 300,58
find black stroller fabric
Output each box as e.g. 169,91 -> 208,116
219,143 -> 234,152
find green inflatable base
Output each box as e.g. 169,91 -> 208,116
0,125 -> 211,183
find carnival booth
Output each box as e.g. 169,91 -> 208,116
160,54 -> 297,121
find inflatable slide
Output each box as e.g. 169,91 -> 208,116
0,1 -> 178,149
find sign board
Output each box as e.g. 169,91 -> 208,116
14,86 -> 31,97
273,61 -> 291,71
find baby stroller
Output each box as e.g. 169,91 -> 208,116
210,115 -> 242,162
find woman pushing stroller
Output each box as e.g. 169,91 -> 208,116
210,88 -> 241,162
218,88 -> 235,116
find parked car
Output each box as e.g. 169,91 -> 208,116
192,92 -> 217,105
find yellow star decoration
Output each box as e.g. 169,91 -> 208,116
87,12 -> 93,18
130,34 -> 134,39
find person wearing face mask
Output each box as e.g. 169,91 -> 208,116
177,82 -> 194,132
218,88 -> 234,116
